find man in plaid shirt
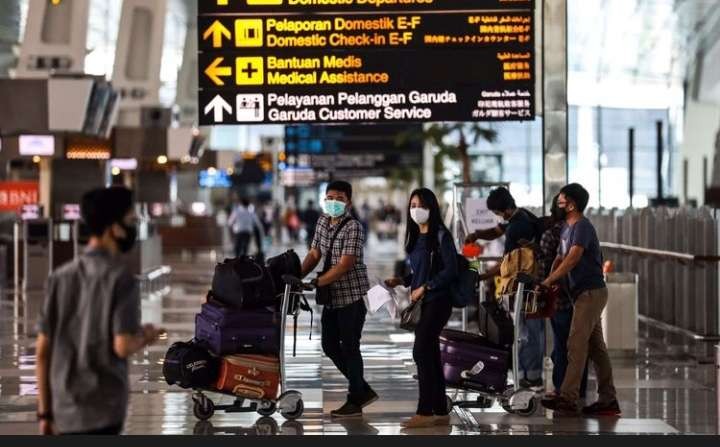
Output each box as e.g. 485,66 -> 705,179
301,181 -> 376,419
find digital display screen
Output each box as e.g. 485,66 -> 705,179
19,135 -> 55,156
199,170 -> 232,188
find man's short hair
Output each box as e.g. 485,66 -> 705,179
81,187 -> 134,236
560,183 -> 590,212
326,181 -> 352,200
486,187 -> 516,212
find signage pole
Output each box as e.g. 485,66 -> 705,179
541,0 -> 568,213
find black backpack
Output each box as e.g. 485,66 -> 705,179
211,256 -> 277,309
266,250 -> 313,357
163,341 -> 219,389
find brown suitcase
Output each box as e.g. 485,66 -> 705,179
215,355 -> 280,400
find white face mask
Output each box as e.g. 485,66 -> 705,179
410,207 -> 430,225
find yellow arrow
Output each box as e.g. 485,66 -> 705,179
203,20 -> 232,48
205,57 -> 232,86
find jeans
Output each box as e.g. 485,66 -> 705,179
233,231 -> 251,258
550,305 -> 589,397
413,297 -> 453,416
518,318 -> 544,381
321,299 -> 369,404
560,287 -> 617,403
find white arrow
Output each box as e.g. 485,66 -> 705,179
204,94 -> 233,122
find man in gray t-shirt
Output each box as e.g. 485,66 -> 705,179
36,187 -> 163,435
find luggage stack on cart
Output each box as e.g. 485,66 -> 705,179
163,250 -> 310,421
441,274 -> 554,416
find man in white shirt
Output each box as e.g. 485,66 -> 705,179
228,198 -> 262,258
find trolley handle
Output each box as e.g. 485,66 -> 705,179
282,275 -> 315,291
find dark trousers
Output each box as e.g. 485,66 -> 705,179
413,297 -> 453,416
551,305 -> 589,398
321,299 -> 368,403
62,425 -> 123,435
233,231 -> 251,258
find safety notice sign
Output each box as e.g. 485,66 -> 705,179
198,0 -> 535,125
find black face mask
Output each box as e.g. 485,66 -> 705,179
115,222 -> 138,253
555,207 -> 568,221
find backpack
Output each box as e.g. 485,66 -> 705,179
432,231 -> 477,308
497,246 -> 539,297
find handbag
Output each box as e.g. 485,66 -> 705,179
399,300 -> 422,331
315,217 -> 353,305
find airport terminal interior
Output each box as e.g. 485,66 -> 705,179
1,0 -> 720,437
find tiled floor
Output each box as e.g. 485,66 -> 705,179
0,240 -> 718,435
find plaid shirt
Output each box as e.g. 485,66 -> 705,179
539,222 -> 572,310
311,213 -> 369,309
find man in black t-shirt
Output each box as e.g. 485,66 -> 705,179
465,187 -> 544,388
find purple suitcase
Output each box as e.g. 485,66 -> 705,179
439,329 -> 510,393
194,300 -> 280,356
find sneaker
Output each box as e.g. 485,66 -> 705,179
355,386 -> 379,409
330,401 -> 363,419
582,400 -> 622,417
541,397 -> 580,415
520,378 -> 544,389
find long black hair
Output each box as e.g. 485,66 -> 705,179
405,188 -> 448,254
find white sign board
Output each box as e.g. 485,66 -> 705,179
465,198 -> 499,233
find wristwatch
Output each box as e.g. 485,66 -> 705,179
37,411 -> 53,421
424,283 -> 432,291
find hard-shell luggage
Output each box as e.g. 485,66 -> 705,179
163,341 -> 220,389
478,299 -> 514,351
439,329 -> 510,393
195,299 -> 280,356
215,355 -> 281,401
211,257 -> 277,309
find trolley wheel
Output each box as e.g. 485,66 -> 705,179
280,399 -> 304,420
281,420 -> 305,436
193,398 -> 215,421
502,397 -> 538,416
255,417 -> 280,435
257,400 -> 277,417
445,396 -> 454,414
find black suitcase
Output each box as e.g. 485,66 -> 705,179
163,341 -> 220,389
440,329 -> 510,393
211,257 -> 277,309
478,299 -> 514,351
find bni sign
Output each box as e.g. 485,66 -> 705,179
197,0 -> 535,125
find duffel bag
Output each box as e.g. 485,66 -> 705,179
211,256 -> 277,309
163,341 -> 219,389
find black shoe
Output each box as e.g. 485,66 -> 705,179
330,402 -> 363,419
355,387 -> 379,409
541,397 -> 580,415
520,378 -> 543,389
582,400 -> 622,417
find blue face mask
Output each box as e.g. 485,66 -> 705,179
324,200 -> 346,218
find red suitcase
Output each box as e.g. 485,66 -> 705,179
215,355 -> 280,401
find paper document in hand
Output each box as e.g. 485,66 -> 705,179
366,284 -> 395,314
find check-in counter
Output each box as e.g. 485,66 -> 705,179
157,214 -> 224,253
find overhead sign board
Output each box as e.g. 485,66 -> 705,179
198,0 -> 535,125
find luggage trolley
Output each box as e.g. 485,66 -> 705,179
191,276 -> 310,421
445,275 -> 543,416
